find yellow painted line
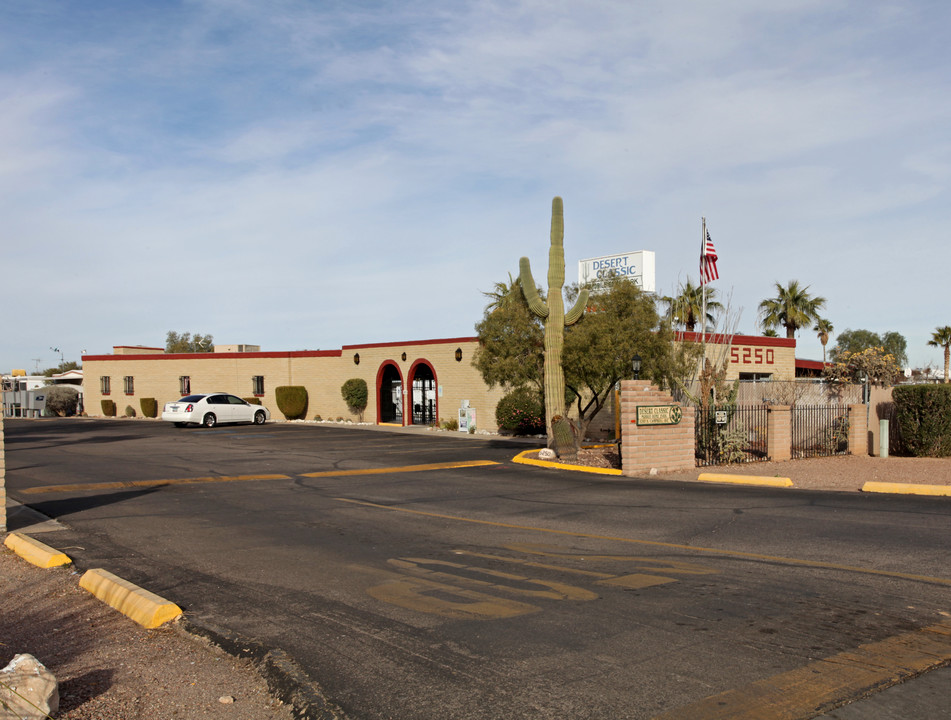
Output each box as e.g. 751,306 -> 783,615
79,568 -> 182,629
698,473 -> 793,488
652,621 -> 951,719
862,481 -> 951,497
336,498 -> 951,586
299,460 -> 498,478
20,473 -> 293,494
512,449 -> 623,476
4,532 -> 72,568
19,462 -> 498,495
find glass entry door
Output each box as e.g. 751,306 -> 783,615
411,365 -> 435,425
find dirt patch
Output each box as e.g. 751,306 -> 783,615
0,551 -> 295,720
529,447 -> 951,492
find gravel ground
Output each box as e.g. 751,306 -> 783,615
0,551 -> 298,720
3,453 -> 949,719
548,448 -> 951,492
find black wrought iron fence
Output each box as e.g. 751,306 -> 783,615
695,405 -> 769,467
791,405 -> 849,458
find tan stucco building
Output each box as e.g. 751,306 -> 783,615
81,333 -> 797,432
83,337 -> 505,428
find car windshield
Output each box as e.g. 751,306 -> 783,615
179,394 -> 206,402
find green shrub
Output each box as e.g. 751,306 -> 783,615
441,417 -> 459,431
893,384 -> 951,457
124,405 -> 137,418
495,387 -> 545,435
313,414 -> 322,421
140,398 -> 158,418
244,397 -> 262,405
101,399 -> 117,417
341,378 -> 368,421
275,386 -> 308,420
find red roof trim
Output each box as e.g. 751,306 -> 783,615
676,332 -> 796,348
342,337 -> 478,351
83,350 -> 343,362
795,359 -> 830,370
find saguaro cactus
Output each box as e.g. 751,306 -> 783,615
519,196 -> 588,459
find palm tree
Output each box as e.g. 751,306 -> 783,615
814,318 -> 834,364
762,328 -> 779,338
758,280 -> 826,339
928,326 -> 951,383
663,278 -> 723,333
482,273 -> 524,312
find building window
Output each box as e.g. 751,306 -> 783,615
739,372 -> 772,382
123,376 -> 134,395
179,376 -> 191,395
252,376 -> 265,396
100,376 -> 111,395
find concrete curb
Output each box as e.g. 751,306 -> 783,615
697,473 -> 794,488
861,481 -> 951,497
512,449 -> 623,476
79,568 -> 183,629
3,532 -> 72,568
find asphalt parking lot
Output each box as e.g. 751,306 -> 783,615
4,418 -> 951,719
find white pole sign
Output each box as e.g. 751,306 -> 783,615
578,251 -> 655,292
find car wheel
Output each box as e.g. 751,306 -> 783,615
254,411 -> 266,425
202,413 -> 217,428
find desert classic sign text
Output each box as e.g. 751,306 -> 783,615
579,251 -> 655,292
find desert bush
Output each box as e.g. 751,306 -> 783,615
893,384 -> 951,457
140,398 -> 158,418
495,387 -> 545,435
124,405 -> 137,418
275,386 -> 308,420
244,397 -> 262,405
101,399 -> 117,417
341,378 -> 368,421
44,386 -> 79,417
440,417 -> 459,431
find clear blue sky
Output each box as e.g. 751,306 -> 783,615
3,1 -> 949,373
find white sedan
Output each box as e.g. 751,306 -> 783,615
161,393 -> 270,428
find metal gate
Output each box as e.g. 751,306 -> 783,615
695,405 -> 769,467
791,405 -> 849,458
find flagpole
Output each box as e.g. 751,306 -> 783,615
701,216 -> 706,371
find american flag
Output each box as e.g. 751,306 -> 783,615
700,229 -> 718,285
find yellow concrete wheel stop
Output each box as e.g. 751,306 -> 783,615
697,473 -> 793,488
79,568 -> 182,628
4,532 -> 72,568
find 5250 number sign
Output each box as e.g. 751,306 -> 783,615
730,347 -> 775,365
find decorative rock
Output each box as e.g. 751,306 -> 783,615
538,448 -> 557,461
219,695 -> 236,704
0,654 -> 59,720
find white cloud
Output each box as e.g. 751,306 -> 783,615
1,0 -> 950,371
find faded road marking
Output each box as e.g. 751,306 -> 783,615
20,460 -> 499,495
652,621 -> 951,719
337,498 -> 951,586
299,460 -> 499,478
20,474 -> 293,494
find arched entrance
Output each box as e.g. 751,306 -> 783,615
410,361 -> 437,426
377,363 -> 404,424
